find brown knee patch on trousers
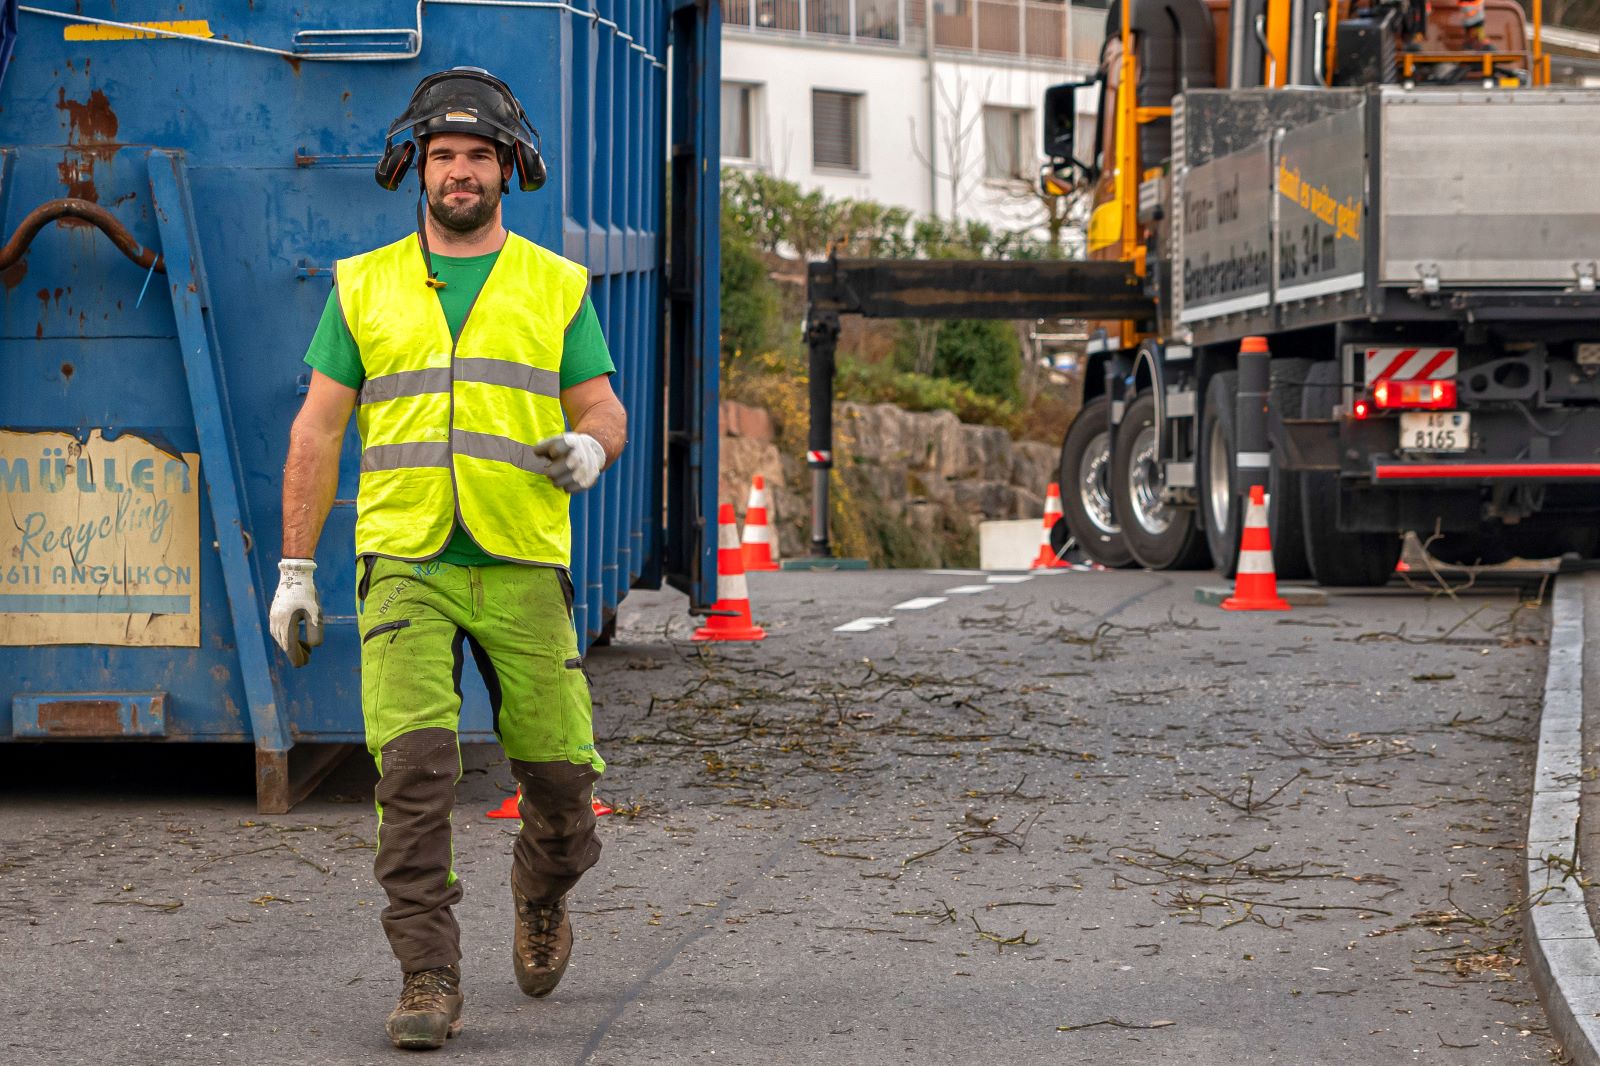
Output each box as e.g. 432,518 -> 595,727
510,758 -> 603,902
376,727 -> 463,972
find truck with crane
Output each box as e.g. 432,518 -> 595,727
1044,0 -> 1600,583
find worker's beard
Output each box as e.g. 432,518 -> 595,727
426,177 -> 502,236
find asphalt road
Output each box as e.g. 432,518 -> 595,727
0,566 -> 1565,1065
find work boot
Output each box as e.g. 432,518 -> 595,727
385,965 -> 464,1050
513,885 -> 573,997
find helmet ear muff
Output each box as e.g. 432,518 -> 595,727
374,139 -> 416,191
513,141 -> 546,192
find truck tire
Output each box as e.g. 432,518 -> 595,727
1058,395 -> 1135,568
1049,510 -> 1072,560
1200,364 -> 1314,580
1199,371 -> 1242,577
1111,391 -> 1210,570
1266,359 -> 1313,581
1299,362 -> 1401,586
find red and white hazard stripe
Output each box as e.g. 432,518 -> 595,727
807,450 -> 831,465
1364,347 -> 1458,383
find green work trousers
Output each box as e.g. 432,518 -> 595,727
357,556 -> 604,973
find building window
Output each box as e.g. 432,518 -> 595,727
722,82 -> 758,162
812,89 -> 863,172
983,106 -> 1032,181
855,0 -> 899,41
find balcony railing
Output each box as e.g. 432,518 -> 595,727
725,0 -> 1104,66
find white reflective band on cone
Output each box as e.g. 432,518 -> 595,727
1237,549 -> 1276,573
718,571 -> 749,601
718,522 -> 740,550
742,524 -> 773,544
746,486 -> 769,508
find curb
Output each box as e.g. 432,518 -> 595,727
1524,575 -> 1600,1063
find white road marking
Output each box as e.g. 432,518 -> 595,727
833,616 -> 895,633
985,575 -> 1034,584
943,585 -> 996,595
892,597 -> 948,610
925,568 -> 986,576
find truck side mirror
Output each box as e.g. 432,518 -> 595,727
1043,84 -> 1077,159
1043,78 -> 1098,184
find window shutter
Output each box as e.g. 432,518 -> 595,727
812,90 -> 859,171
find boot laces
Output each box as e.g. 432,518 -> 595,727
398,967 -> 456,1012
518,898 -> 566,965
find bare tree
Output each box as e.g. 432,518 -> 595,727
981,172 -> 1091,257
905,319 -> 941,375
908,71 -> 992,221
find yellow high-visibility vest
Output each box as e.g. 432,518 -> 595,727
335,232 -> 589,565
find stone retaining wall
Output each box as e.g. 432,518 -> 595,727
719,399 -> 1058,566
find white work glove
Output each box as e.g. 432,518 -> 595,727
531,432 -> 605,493
269,558 -> 323,668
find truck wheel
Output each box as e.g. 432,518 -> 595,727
1111,391 -> 1210,570
1267,359 -> 1313,581
1058,395 -> 1134,568
1200,371 -> 1242,577
1200,364 -> 1314,581
1299,362 -> 1401,586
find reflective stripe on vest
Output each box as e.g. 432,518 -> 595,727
337,232 -> 589,564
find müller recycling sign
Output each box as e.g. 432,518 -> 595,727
0,429 -> 201,646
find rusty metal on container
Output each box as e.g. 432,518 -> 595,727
0,198 -> 165,273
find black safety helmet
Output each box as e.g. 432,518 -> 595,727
374,66 -> 546,193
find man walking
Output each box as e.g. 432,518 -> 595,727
268,68 -> 625,1050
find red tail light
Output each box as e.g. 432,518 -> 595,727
1352,398 -> 1371,420
1372,378 -> 1457,410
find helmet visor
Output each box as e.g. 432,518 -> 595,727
387,71 -> 531,150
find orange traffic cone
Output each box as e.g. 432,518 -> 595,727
741,475 -> 780,572
487,790 -> 612,819
1030,483 -> 1072,569
1222,485 -> 1290,611
693,504 -> 767,641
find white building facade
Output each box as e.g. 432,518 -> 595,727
720,0 -> 1106,235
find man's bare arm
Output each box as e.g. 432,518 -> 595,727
282,370 -> 358,558
560,374 -> 627,469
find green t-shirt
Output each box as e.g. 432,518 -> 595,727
304,247 -> 615,566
